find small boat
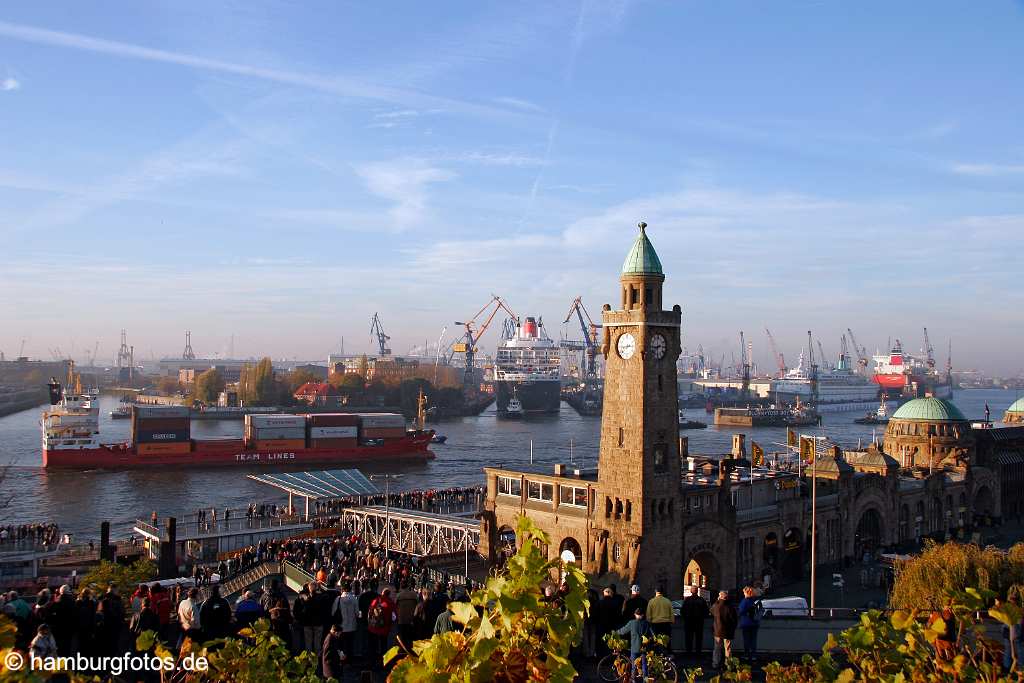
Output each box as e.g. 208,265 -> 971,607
110,397 -> 132,420
678,409 -> 707,430
430,434 -> 448,444
855,397 -> 891,425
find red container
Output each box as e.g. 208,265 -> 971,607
307,413 -> 359,427
133,417 -> 190,430
193,439 -> 244,451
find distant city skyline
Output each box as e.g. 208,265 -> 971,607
1,3 -> 1022,374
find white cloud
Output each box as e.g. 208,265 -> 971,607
1,76 -> 19,91
355,158 -> 456,230
455,151 -> 545,167
949,162 -> 1024,176
492,96 -> 544,113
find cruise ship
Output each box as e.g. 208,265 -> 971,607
494,316 -> 561,416
771,350 -> 879,406
872,339 -> 952,399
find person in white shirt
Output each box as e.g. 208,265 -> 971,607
332,581 -> 360,659
177,587 -> 201,647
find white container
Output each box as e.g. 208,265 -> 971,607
246,414 -> 306,428
357,413 -> 406,428
249,427 -> 306,440
134,406 -> 189,419
310,426 -> 358,439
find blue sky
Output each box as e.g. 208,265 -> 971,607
1,1 -> 1022,374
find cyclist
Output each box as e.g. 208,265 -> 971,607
616,607 -> 652,681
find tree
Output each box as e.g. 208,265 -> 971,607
192,368 -> 225,405
156,375 -> 182,396
386,516 -> 589,683
889,540 -> 1024,611
249,358 -> 277,406
358,354 -> 369,380
81,558 -> 157,597
286,368 -> 320,393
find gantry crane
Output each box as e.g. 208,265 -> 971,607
563,297 -> 600,381
765,328 -> 787,378
807,330 -> 819,406
739,331 -> 750,396
816,339 -> 829,371
454,295 -> 518,392
923,327 -> 935,368
846,328 -> 870,371
370,313 -> 392,356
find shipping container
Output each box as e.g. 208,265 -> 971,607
245,427 -> 305,440
191,438 -> 244,451
308,438 -> 358,449
310,426 -> 358,439
133,406 -> 189,419
246,414 -> 306,429
357,413 -> 406,429
134,429 -> 190,443
306,413 -> 359,427
131,417 -> 190,430
360,427 -> 407,439
252,439 -> 306,450
137,442 -> 191,455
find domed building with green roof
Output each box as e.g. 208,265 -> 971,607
1004,397 -> 1024,424
883,397 -> 974,469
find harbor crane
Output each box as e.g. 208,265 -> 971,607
563,296 -> 600,381
182,331 -> 196,360
846,328 -> 870,371
764,328 -> 787,378
807,330 -> 819,406
454,295 -> 518,392
370,313 -> 391,356
816,339 -> 829,371
739,331 -> 750,396
923,327 -> 935,368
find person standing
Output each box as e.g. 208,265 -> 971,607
74,588 -> 97,657
96,584 -> 125,657
269,597 -> 293,650
199,585 -> 231,641
176,588 -> 201,647
48,585 -> 77,657
321,623 -> 347,680
622,584 -> 647,623
31,624 -> 59,660
595,586 -> 623,657
332,582 -> 359,660
367,587 -> 396,667
737,586 -> 761,663
394,581 -> 419,652
682,589 -> 709,657
646,586 -> 675,640
709,591 -> 738,670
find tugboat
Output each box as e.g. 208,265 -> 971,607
504,394 -> 525,419
855,397 -> 891,425
110,395 -> 133,420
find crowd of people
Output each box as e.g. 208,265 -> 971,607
311,485 -> 484,517
0,522 -> 61,547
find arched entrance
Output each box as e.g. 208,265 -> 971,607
684,552 -> 721,600
762,532 -> 779,571
496,526 -> 517,564
974,486 -> 994,525
781,528 -> 802,580
854,508 -> 883,560
558,537 -> 582,565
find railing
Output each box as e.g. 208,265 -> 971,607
135,515 -> 308,539
198,561 -> 281,602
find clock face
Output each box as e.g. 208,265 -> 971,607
650,333 -> 667,360
616,332 -> 636,359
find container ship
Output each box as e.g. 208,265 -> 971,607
494,316 -> 561,416
771,350 -> 879,406
41,377 -> 433,469
872,339 -> 952,399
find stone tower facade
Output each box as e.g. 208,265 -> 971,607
592,222 -> 684,595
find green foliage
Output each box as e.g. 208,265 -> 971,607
238,358 -> 286,406
81,558 -> 157,597
890,540 -> 1024,610
133,619 -> 322,682
700,588 -> 1016,683
286,368 -> 321,393
192,368 -> 225,405
386,515 -> 589,683
156,375 -> 182,395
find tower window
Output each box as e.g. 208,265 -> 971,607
630,287 -> 638,306
605,497 -> 612,518
658,374 -> 663,393
618,427 -> 624,447
625,501 -> 632,521
653,444 -> 667,473
615,499 -> 623,519
645,287 -> 652,305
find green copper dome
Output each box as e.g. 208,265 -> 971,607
891,397 -> 967,422
621,222 -> 663,275
1008,397 -> 1024,414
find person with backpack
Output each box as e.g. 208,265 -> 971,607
738,586 -> 762,663
366,587 -> 396,667
617,607 -> 653,680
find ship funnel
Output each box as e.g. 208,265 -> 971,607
522,317 -> 539,338
47,378 -> 63,405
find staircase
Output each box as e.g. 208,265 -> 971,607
199,561 -> 281,602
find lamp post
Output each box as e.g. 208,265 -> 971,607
370,474 -> 403,558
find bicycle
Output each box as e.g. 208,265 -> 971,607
598,633 -> 678,682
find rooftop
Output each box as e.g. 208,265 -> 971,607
891,397 -> 967,422
621,222 -> 663,276
1007,397 -> 1024,414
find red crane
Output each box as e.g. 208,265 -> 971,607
454,295 -> 518,391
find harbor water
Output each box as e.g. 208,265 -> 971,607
0,389 -> 1017,542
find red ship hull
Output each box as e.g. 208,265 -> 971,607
873,374 -> 907,389
43,432 -> 435,469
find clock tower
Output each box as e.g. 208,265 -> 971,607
594,222 -> 684,594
